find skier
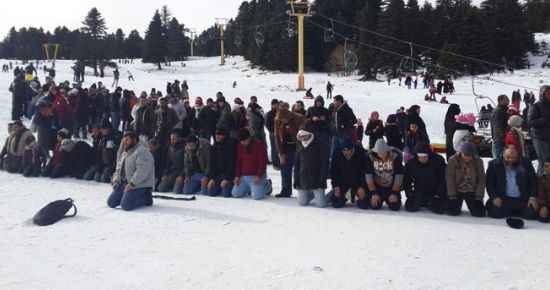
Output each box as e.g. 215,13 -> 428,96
127,70 -> 134,81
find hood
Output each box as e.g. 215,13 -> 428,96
446,103 -> 461,118
314,95 -> 324,107
540,85 -> 550,102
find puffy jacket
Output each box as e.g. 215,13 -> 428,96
112,144 -> 156,189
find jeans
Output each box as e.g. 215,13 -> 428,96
297,189 -> 329,207
268,133 -> 280,168
533,138 -> 550,176
110,112 -> 120,131
107,181 -> 148,211
492,141 -> 505,158
232,175 -> 271,200
157,173 -> 184,194
280,147 -> 296,195
83,167 -> 111,183
206,174 -> 234,197
183,173 -> 207,195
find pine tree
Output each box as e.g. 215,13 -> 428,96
166,17 -> 187,61
114,29 -> 126,59
125,30 -> 144,59
144,10 -> 168,70
81,7 -> 108,75
357,0 -> 382,79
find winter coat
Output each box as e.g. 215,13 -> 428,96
23,146 -> 46,167
6,128 -> 33,158
168,101 -> 185,130
384,124 -> 403,150
184,138 -> 211,176
198,105 -> 219,135
99,131 -> 121,171
265,109 -> 277,134
163,142 -> 186,177
235,139 -> 267,178
274,109 -> 305,155
444,104 -> 461,135
406,111 -> 427,135
11,77 -> 28,101
33,96 -> 54,129
134,106 -> 156,138
332,102 -> 357,138
216,103 -> 232,130
306,100 -> 331,136
247,110 -> 266,142
75,91 -> 90,123
112,144 -> 155,189
491,104 -> 508,143
446,153 -> 485,200
331,146 -> 367,190
108,92 -> 121,113
229,107 -> 248,133
207,137 -> 237,180
527,88 -> 550,142
404,151 -> 446,197
52,94 -> 75,131
365,119 -> 385,149
294,137 -> 329,190
151,145 -> 168,181
120,94 -> 133,122
452,123 -> 476,152
365,149 -> 404,192
486,156 -> 538,200
155,106 -> 178,142
405,130 -> 430,152
537,175 -> 550,208
396,111 -> 407,133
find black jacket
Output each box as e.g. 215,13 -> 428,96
163,142 -> 186,177
108,92 -> 121,113
69,141 -> 94,170
265,109 -> 277,133
365,119 -> 384,148
198,105 -> 219,133
134,106 -> 156,138
385,124 -> 403,150
490,105 -> 508,143
332,102 -> 357,138
99,131 -> 121,170
330,146 -> 367,189
75,91 -> 90,122
486,157 -> 538,200
406,111 -> 427,135
151,146 -> 168,180
306,97 -> 330,136
207,137 -> 237,180
528,98 -> 550,142
120,93 -> 133,122
404,153 -> 447,197
405,130 -> 430,151
294,137 -> 329,190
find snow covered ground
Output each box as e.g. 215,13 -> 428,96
0,34 -> 549,289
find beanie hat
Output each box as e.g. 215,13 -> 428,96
238,128 -> 251,141
271,99 -> 279,106
60,139 -> 75,152
207,98 -> 214,104
370,111 -> 379,120
57,128 -> 70,139
386,114 -> 398,124
507,115 -> 523,128
414,141 -> 431,157
455,113 -> 476,126
461,142 -> 478,157
340,136 -> 355,151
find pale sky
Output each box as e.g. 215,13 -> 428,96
0,0 -> 485,39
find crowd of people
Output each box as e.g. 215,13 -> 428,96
2,67 -> 550,223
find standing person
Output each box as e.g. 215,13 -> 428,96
215,94 -> 231,132
108,87 -> 122,131
294,122 -> 331,207
157,131 -> 186,194
198,98 -> 219,141
154,97 -> 178,146
206,128 -> 236,197
406,105 -> 427,135
511,89 -> 521,111
274,103 -> 304,198
384,114 -> 403,150
403,142 -> 446,213
331,95 -> 357,154
330,137 -> 368,209
444,104 -> 461,160
134,94 -> 156,146
127,70 -> 134,81
247,103 -> 267,146
181,80 -> 189,100
10,74 -> 27,121
232,128 -> 272,200
120,90 -> 134,132
183,135 -> 211,195
445,143 -> 486,217
24,63 -> 37,81
485,145 -> 539,220
265,99 -> 280,170
537,159 -> 550,223
33,91 -> 55,155
365,111 -> 384,150
74,87 -> 90,139
108,131 -> 155,211
491,94 -> 510,158
528,85 -> 550,176
404,122 -> 430,162
326,81 -> 333,99
111,68 -> 120,88
365,139 -> 404,211
168,94 -> 185,130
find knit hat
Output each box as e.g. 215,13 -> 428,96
370,111 -> 379,120
340,137 -> 355,151
461,142 -> 478,157
372,139 -> 391,154
57,128 -> 70,139
386,114 -> 398,124
507,105 -> 520,116
234,97 -> 244,105
206,98 -> 214,104
60,139 -> 75,152
507,115 -> 523,128
238,128 -> 251,141
271,99 -> 279,106
195,97 -> 203,105
414,141 -> 431,157
455,113 -> 476,126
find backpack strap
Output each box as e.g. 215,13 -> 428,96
64,198 -> 77,218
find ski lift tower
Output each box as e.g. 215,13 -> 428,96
215,18 -> 228,65
188,28 -> 197,57
288,0 -> 313,91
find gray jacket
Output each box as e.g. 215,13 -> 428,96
184,138 -> 211,177
216,104 -> 231,130
112,144 -> 155,189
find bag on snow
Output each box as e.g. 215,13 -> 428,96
33,198 -> 77,226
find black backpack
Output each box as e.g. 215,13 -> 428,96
33,198 -> 77,226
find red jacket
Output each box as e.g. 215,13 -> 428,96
235,139 -> 266,178
505,130 -> 524,156
51,143 -> 64,167
53,94 -> 74,124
